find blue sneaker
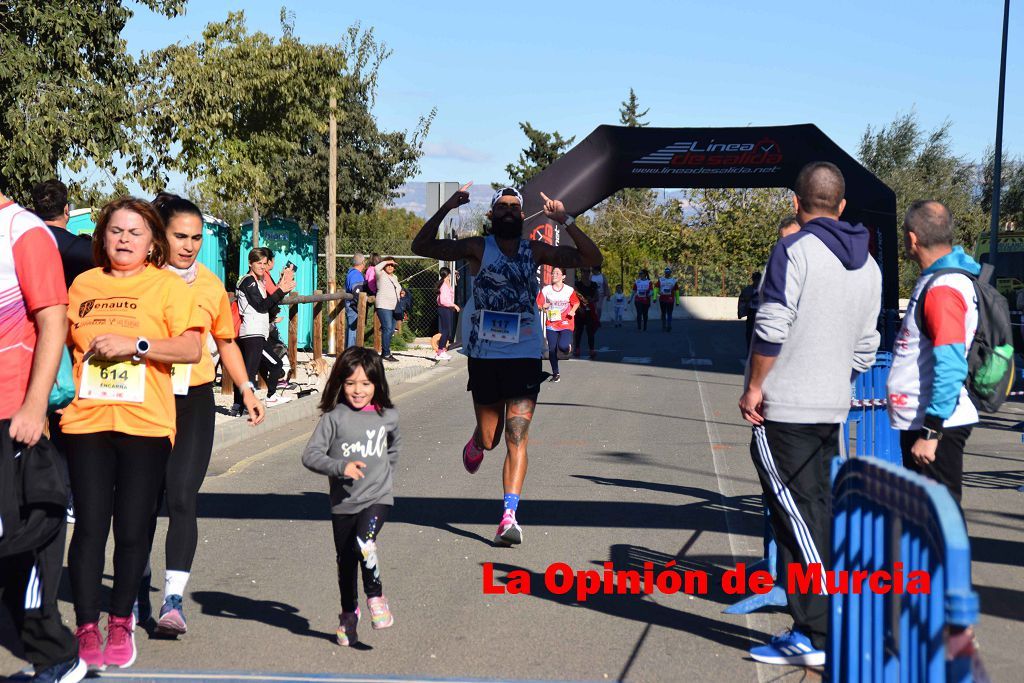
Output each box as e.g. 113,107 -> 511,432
154,594 -> 187,636
749,629 -> 825,666
32,656 -> 86,682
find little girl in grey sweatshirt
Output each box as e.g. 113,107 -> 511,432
301,347 -> 400,647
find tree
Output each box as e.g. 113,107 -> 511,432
619,88 -> 649,128
979,147 -> 1024,229
858,111 -> 987,294
0,0 -> 187,201
139,9 -> 348,245
495,123 -> 575,190
268,25 -> 434,229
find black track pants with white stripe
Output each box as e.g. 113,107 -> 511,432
750,421 -> 838,650
0,522 -> 77,668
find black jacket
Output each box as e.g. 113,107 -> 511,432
0,428 -> 67,558
48,224 -> 94,289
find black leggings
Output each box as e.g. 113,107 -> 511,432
147,383 -> 216,573
635,301 -> 650,330
67,432 -> 171,623
235,335 -> 282,403
438,306 -> 455,350
660,300 -> 675,329
546,329 -> 572,375
332,504 -> 390,613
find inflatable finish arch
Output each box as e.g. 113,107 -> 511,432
519,124 -> 899,319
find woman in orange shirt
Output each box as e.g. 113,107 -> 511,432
62,198 -> 202,672
137,193 -> 265,638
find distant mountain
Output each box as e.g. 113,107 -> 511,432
389,181 -> 492,218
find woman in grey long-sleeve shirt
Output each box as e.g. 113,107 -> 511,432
301,347 -> 400,646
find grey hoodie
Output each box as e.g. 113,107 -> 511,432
751,217 -> 881,423
301,405 -> 400,514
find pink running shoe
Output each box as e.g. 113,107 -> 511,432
462,435 -> 484,474
367,595 -> 394,629
336,611 -> 359,647
74,622 -> 105,672
103,614 -> 137,669
494,511 -> 523,547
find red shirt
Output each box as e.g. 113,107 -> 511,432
0,201 -> 68,419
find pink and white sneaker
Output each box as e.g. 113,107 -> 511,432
74,622 -> 105,672
367,595 -> 394,629
462,436 -> 484,474
103,613 -> 137,669
336,609 -> 359,647
494,511 -> 523,547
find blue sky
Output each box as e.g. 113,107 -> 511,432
123,0 -> 1022,188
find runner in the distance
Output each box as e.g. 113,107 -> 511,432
537,266 -> 578,383
412,183 -> 602,546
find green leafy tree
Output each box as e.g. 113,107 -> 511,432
858,111 -> 987,294
979,147 -> 1024,229
139,9 -> 347,245
268,25 -> 434,229
495,122 -> 575,190
0,0 -> 187,201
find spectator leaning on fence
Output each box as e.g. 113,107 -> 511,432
738,161 -> 881,667
344,254 -> 366,349
887,200 -> 980,507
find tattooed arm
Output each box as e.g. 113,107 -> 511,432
411,181 -> 484,265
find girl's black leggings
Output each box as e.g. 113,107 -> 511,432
332,504 -> 391,613
146,383 -> 216,573
66,431 -> 171,624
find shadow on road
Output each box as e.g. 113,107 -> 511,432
193,488 -> 763,541
191,591 -> 340,645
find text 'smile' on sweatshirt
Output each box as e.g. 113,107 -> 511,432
750,217 -> 882,424
301,405 -> 400,514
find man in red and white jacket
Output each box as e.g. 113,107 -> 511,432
888,200 -> 979,506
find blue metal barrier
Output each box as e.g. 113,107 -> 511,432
724,354 -> 904,615
829,457 -> 978,682
844,352 -> 902,465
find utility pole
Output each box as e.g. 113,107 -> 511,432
327,95 -> 338,353
252,207 -> 260,249
989,0 -> 1011,271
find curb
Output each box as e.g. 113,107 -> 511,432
211,355 -> 457,453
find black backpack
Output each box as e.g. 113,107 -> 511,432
915,264 -> 1015,412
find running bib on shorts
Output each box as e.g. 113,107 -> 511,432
171,363 -> 192,396
546,308 -> 562,323
79,358 -> 146,403
479,310 -> 520,343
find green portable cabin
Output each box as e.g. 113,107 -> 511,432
239,216 -> 318,349
66,208 -> 229,282
67,208 -> 96,236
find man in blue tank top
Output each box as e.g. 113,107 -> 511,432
413,183 -> 603,546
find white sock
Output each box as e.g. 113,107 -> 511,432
164,570 -> 190,600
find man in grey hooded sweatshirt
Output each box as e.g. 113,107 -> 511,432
739,161 -> 881,667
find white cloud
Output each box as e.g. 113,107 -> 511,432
422,141 -> 492,163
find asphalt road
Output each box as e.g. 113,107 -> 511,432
2,318 -> 1022,682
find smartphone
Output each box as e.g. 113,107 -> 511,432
286,261 -> 298,274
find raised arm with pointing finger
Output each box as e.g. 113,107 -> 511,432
411,183 -> 603,270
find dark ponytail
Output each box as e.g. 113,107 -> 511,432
151,191 -> 203,226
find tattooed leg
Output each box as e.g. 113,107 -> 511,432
502,397 -> 536,494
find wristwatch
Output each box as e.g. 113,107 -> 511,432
563,215 -> 576,227
919,414 -> 943,441
133,337 -> 150,362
